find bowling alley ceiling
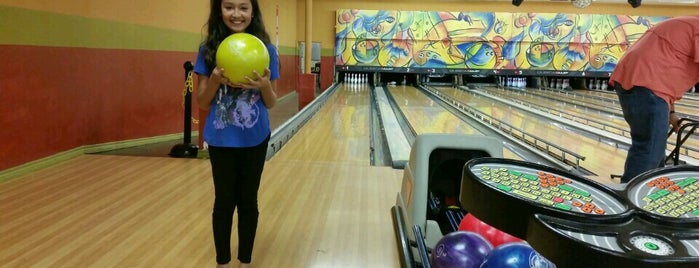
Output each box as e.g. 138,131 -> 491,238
545,0 -> 695,5
432,0 -> 698,5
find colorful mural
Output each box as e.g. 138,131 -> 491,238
335,10 -> 668,75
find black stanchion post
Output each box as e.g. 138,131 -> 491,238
169,61 -> 199,158
183,61 -> 193,145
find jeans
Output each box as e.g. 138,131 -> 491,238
208,135 -> 269,264
615,84 -> 669,183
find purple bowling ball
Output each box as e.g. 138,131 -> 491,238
480,242 -> 557,268
430,231 -> 493,268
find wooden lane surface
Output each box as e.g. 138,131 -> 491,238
271,83 -> 372,163
528,88 -> 699,158
260,83 -> 403,267
530,89 -> 619,115
438,87 -> 624,184
486,88 -> 628,132
578,89 -> 699,112
0,156 -> 215,267
540,88 -> 699,122
0,83 -> 403,267
386,85 -> 521,160
388,86 -> 479,134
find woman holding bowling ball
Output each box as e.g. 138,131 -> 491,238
194,0 -> 279,267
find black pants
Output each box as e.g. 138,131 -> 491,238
208,135 -> 269,264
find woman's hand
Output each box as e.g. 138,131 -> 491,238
197,66 -> 232,110
232,69 -> 272,90
209,67 -> 225,85
213,67 -> 239,88
231,68 -> 277,108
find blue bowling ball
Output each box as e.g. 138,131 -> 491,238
430,231 -> 493,268
480,242 -> 556,268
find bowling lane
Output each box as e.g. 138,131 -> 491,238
271,83 -> 372,164
523,88 -> 699,158
387,86 -> 479,134
576,89 -> 699,117
260,82 -> 404,268
386,85 -> 519,160
482,87 -> 628,135
539,88 -> 699,119
436,87 -> 626,183
527,88 -> 621,115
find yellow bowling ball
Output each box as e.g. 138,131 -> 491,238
215,33 -> 270,84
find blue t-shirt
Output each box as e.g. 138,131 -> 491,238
194,42 -> 280,148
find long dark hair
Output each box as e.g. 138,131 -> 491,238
201,0 -> 272,70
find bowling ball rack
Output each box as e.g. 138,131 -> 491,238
427,191 -> 466,234
412,225 -> 432,268
391,134 -> 505,268
460,157 -> 699,267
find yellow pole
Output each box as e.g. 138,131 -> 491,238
305,0 -> 312,74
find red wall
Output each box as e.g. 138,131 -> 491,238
278,54 -> 301,97
0,45 -> 194,170
319,56 -> 335,92
1,43 -> 306,171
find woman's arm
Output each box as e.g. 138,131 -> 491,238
196,67 -> 225,111
260,78 -> 278,109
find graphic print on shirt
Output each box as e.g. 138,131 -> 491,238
213,86 -> 261,130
